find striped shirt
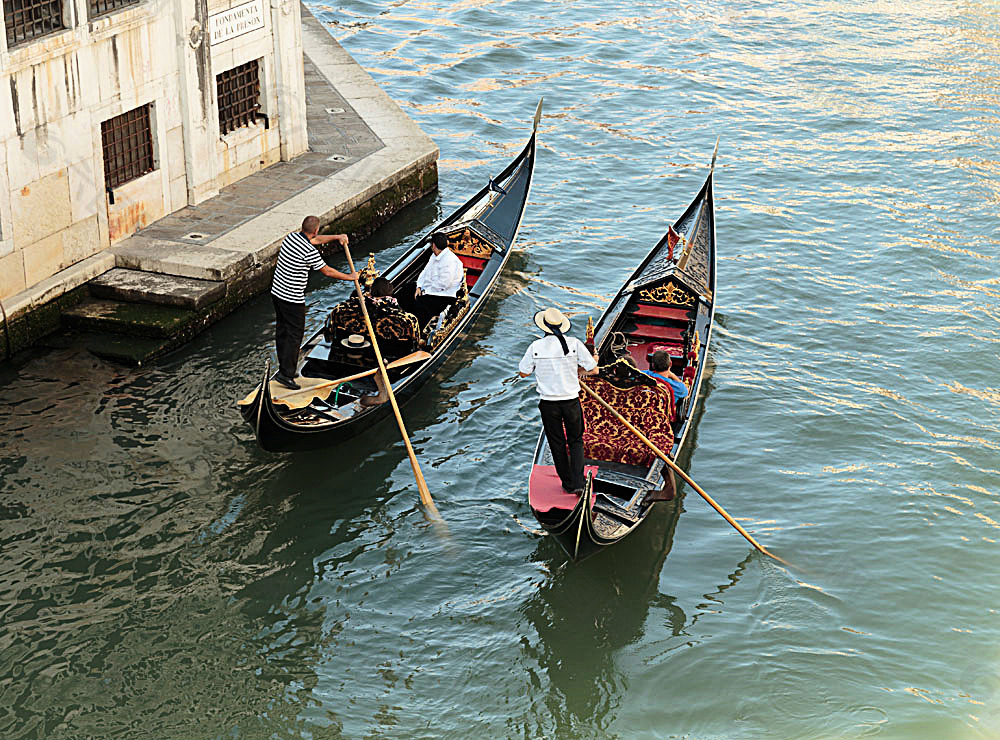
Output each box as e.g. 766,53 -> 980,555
271,231 -> 327,304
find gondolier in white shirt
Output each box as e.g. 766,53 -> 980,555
519,307 -> 599,495
413,232 -> 465,326
271,215 -> 358,390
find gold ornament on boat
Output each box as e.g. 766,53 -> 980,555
638,281 -> 694,307
585,316 -> 595,349
359,253 -> 379,289
446,227 -> 493,258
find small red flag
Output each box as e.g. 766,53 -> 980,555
667,226 -> 680,261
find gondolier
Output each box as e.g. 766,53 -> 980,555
271,215 -> 358,390
519,307 -> 599,494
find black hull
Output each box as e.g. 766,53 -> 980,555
529,152 -> 718,561
241,269 -> 507,451
240,104 -> 539,452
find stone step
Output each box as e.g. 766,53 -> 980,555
110,236 -> 253,281
89,268 -> 225,311
42,331 -> 174,366
61,299 -> 199,339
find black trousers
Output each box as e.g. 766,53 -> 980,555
414,293 -> 456,327
539,398 -> 586,492
272,296 -> 306,378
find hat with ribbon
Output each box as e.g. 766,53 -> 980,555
533,307 -> 572,355
341,334 -> 371,349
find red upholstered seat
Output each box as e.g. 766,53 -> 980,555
457,255 -> 488,271
629,323 -> 685,342
632,304 -> 692,322
466,273 -> 479,287
581,377 -> 674,467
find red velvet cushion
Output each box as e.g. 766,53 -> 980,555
580,377 -> 674,467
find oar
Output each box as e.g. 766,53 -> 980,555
270,350 -> 430,409
579,380 -> 788,566
343,245 -> 440,519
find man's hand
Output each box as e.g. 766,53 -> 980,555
415,287 -> 423,298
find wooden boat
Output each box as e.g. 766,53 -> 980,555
528,148 -> 718,561
238,102 -> 541,452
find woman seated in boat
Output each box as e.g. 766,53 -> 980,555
370,277 -> 398,306
644,350 -> 688,402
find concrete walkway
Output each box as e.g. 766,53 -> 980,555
0,5 -> 437,362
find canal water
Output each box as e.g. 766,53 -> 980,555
2,0 -> 999,736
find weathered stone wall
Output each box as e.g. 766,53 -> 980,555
0,159 -> 438,362
0,0 -> 307,303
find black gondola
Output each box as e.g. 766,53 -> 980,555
528,147 -> 718,561
238,101 -> 541,452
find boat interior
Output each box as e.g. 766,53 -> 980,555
532,265 -> 709,532
254,221 -> 505,423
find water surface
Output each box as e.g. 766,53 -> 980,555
3,0 -> 1000,736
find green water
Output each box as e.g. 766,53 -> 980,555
3,0 -> 1000,737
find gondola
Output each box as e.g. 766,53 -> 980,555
528,146 -> 718,561
238,101 -> 541,452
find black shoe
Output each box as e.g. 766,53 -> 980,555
274,373 -> 300,390
562,486 -> 584,496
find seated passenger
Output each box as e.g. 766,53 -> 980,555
413,232 -> 464,325
370,277 -> 398,306
644,350 -> 689,402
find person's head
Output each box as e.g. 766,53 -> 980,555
650,350 -> 672,373
301,215 -> 320,238
431,232 -> 449,254
371,276 -> 393,298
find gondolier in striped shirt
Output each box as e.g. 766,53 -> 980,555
519,307 -> 599,495
271,215 -> 358,390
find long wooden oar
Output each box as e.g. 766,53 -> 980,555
344,245 -> 440,519
270,350 -> 430,409
579,380 -> 787,565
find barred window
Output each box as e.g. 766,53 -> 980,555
101,104 -> 155,190
4,0 -> 65,47
88,0 -> 139,20
217,60 -> 261,136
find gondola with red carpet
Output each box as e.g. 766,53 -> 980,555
528,145 -> 718,561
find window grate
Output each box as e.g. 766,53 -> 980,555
217,60 -> 261,136
4,0 -> 65,47
88,0 -> 139,20
101,104 -> 155,191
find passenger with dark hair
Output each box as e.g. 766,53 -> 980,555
644,350 -> 688,402
413,232 -> 464,325
370,277 -> 398,306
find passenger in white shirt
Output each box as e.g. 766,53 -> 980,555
519,307 -> 599,494
414,232 -> 465,325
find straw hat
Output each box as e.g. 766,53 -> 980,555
533,307 -> 571,334
341,334 -> 371,349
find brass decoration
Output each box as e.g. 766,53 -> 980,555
638,281 -> 694,307
359,253 -> 379,289
585,316 -> 595,348
446,227 -> 493,258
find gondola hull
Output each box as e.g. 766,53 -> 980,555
239,104 -> 540,452
528,154 -> 718,561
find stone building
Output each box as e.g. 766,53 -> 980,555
0,0 -> 307,302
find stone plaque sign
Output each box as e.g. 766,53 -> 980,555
209,0 -> 265,45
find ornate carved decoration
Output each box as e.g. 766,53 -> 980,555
638,281 -> 694,307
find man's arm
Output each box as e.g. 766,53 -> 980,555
319,265 -> 359,281
310,233 -> 349,247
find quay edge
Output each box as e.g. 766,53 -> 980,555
0,5 -> 438,365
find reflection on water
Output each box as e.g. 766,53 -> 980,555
3,0 -> 1000,736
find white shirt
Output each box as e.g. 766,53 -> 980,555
417,248 -> 464,297
519,335 -> 598,401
